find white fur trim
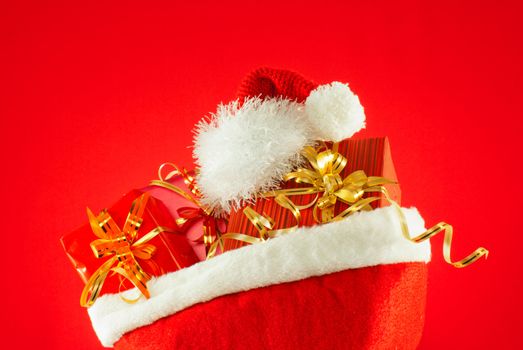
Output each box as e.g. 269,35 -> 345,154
305,82 -> 366,142
193,97 -> 312,214
89,206 -> 430,347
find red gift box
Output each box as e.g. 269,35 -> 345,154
225,136 -> 401,251
61,189 -> 199,303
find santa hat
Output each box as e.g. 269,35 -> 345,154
194,67 -> 366,214
87,68 -> 430,349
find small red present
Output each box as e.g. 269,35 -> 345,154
61,189 -> 199,307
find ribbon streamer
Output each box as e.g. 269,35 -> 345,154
150,163 -> 201,206
80,193 -> 172,307
372,186 -> 489,268
206,194 -> 301,259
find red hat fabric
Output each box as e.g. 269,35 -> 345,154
115,262 -> 428,350
237,67 -> 319,102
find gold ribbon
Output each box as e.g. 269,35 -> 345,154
263,144 -> 489,268
80,193 -> 172,307
264,146 -> 395,223
206,194 -> 302,259
377,186 -> 489,268
150,162 -> 202,209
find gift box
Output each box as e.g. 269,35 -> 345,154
225,136 -> 401,251
61,188 -> 199,304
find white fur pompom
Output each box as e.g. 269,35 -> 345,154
305,82 -> 366,142
193,97 -> 312,214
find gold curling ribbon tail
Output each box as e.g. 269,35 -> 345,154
375,186 -> 489,268
206,194 -> 301,259
157,163 -> 200,197
206,207 -> 272,259
415,222 -> 489,268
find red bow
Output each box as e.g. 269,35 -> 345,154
177,206 -> 221,247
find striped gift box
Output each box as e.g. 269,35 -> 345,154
224,137 -> 401,252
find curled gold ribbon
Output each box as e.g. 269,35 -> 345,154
206,194 -> 301,259
150,163 -> 202,207
372,186 -> 489,268
80,193 -> 172,307
262,144 -> 489,268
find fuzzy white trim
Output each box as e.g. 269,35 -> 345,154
89,206 -> 430,347
193,97 -> 312,214
305,82 -> 366,142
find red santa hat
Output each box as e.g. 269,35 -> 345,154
87,68 -> 430,349
194,67 -> 367,214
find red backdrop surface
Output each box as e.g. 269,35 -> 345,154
1,1 -> 521,349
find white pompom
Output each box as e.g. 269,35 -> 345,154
193,97 -> 312,214
305,82 -> 366,142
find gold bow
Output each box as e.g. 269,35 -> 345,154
265,146 -> 395,223
80,193 -> 172,307
264,144 -> 489,268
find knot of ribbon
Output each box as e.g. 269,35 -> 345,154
177,206 -> 220,246
80,193 -> 171,307
268,145 -> 395,223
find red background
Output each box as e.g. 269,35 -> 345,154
1,1 -> 521,349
